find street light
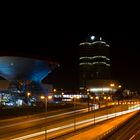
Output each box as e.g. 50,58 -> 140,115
87,92 -> 90,112
107,96 -> 111,119
95,96 -> 99,100
27,92 -> 31,97
40,95 -> 52,140
118,85 -> 122,88
108,96 -> 111,100
110,83 -> 115,87
53,89 -> 56,92
95,96 -> 99,108
73,95 -> 80,135
110,83 -> 114,99
104,96 -> 107,100
90,96 -> 96,125
90,96 -> 93,109
27,92 -> 31,105
118,85 -> 122,104
110,83 -> 115,104
104,96 -> 110,119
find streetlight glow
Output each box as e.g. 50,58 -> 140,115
95,96 -> 99,100
27,92 -> 31,97
118,85 -> 122,88
40,95 -> 53,140
53,89 -> 56,92
48,95 -> 52,100
76,95 -> 80,99
90,96 -> 93,99
104,96 -> 107,100
40,96 -> 45,99
108,96 -> 111,100
110,83 -> 115,87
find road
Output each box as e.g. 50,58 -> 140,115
131,129 -> 140,140
106,108 -> 140,140
11,106 -> 140,140
0,103 -> 139,140
64,111 -> 138,140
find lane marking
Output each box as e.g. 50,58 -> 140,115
0,108 -> 87,129
12,106 -> 140,140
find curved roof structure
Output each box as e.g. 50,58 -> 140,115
0,56 -> 58,82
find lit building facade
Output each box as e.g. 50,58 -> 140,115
0,56 -> 58,95
79,36 -> 111,88
0,56 -> 58,106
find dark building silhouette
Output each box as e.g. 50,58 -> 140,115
79,36 -> 110,88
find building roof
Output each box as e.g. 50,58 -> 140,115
0,56 -> 58,81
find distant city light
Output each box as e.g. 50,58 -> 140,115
91,35 -> 95,40
27,92 -> 31,97
48,95 -> 52,100
53,89 -> 56,92
90,88 -> 111,92
118,85 -> 122,88
110,83 -> 115,87
40,96 -> 45,99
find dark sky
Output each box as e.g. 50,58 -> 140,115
1,22 -> 139,90
44,31 -> 140,90
1,3 -> 140,91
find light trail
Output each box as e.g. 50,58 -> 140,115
12,105 -> 140,140
0,108 -> 88,129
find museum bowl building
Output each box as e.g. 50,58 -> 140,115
0,56 -> 58,106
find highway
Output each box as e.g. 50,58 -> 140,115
106,108 -> 140,140
65,111 -> 138,140
0,103 -> 139,140
0,107 -> 89,139
131,129 -> 140,140
12,106 -> 140,140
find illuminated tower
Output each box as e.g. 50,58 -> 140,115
79,36 -> 110,88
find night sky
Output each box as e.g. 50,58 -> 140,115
44,31 -> 140,90
1,24 -> 139,90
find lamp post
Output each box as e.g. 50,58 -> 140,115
118,85 -> 122,104
90,96 -> 95,124
27,92 -> 31,97
61,92 -> 64,102
53,89 -> 56,92
107,96 -> 111,119
118,85 -> 122,88
118,85 -> 123,114
90,96 -> 93,111
27,92 -> 31,105
40,95 -> 52,140
103,96 -> 107,119
73,95 -> 80,135
87,89 -> 90,112
95,96 -> 99,108
110,83 -> 114,100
